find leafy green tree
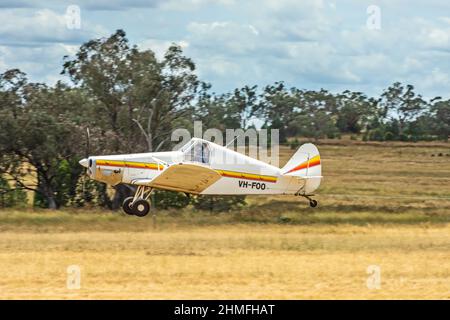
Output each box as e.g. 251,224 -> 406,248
336,91 -> 379,134
258,82 -> 298,142
293,89 -> 339,140
431,99 -> 450,140
195,84 -> 259,132
0,71 -> 85,209
62,30 -> 199,153
380,82 -> 428,136
128,44 -> 200,152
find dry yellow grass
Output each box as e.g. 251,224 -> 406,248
0,140 -> 449,299
0,224 -> 449,299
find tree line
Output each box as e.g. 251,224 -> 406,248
0,30 -> 449,209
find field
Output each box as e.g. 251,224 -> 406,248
0,140 -> 449,299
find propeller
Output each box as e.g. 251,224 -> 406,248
79,127 -> 90,168
80,128 -> 91,197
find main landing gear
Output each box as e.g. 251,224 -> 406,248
122,186 -> 152,217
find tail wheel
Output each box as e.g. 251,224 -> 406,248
309,199 -> 318,208
133,199 -> 150,217
122,197 -> 136,215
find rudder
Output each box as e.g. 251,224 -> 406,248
282,143 -> 321,177
281,143 -> 322,194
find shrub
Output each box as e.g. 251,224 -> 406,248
192,195 -> 247,212
153,190 -> 190,209
369,129 -> 384,141
384,131 -> 394,141
362,133 -> 369,141
290,138 -> 300,150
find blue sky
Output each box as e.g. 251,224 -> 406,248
1,0 -> 450,98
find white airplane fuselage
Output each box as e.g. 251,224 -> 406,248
80,138 -> 322,196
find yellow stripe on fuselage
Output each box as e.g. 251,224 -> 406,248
215,169 -> 277,183
96,160 -> 164,170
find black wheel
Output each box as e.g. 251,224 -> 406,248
122,197 -> 136,215
133,199 -> 150,217
309,199 -> 318,208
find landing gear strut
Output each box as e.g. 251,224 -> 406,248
297,194 -> 318,208
122,186 -> 152,217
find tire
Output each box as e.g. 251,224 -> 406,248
122,197 -> 136,215
133,199 -> 150,217
309,199 -> 318,208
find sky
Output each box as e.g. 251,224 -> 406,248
0,0 -> 450,99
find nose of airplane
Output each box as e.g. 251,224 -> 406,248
79,158 -> 88,168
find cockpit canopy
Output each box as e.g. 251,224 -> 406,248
180,138 -> 211,165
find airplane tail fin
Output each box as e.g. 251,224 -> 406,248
281,143 -> 322,193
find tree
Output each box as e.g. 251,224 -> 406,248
380,82 -> 428,136
431,98 -> 450,140
336,90 -> 379,134
258,82 -> 297,142
194,84 -> 260,134
129,44 -> 200,152
0,72 -> 85,208
62,29 -> 138,153
293,89 -> 339,140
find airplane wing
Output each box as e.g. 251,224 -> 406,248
131,163 -> 221,194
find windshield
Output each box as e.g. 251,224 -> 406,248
182,139 -> 211,164
180,139 -> 195,152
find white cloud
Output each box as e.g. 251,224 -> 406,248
262,0 -> 324,13
418,24 -> 450,52
207,58 -> 240,76
186,21 -> 260,56
162,0 -> 236,11
0,43 -> 75,84
0,8 -> 106,84
421,68 -> 450,92
0,0 -> 164,11
0,8 -> 106,46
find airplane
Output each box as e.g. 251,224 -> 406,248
79,138 -> 322,217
